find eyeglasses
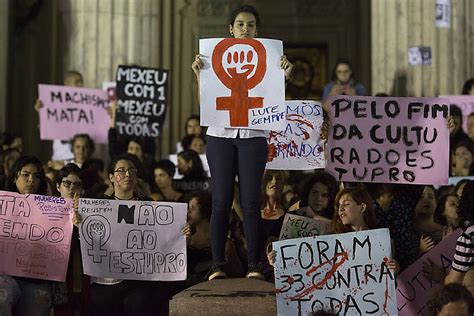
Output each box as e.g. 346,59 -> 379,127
336,70 -> 351,74
114,167 -> 138,175
61,180 -> 83,188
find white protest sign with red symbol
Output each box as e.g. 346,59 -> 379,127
199,38 -> 286,130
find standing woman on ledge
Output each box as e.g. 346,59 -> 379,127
192,4 -> 294,280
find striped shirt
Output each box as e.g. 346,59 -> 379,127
452,225 -> 474,272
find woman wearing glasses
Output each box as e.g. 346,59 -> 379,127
53,163 -> 84,315
87,154 -> 152,316
0,156 -> 51,316
88,154 -> 191,316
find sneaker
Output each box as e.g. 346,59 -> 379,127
207,264 -> 227,281
246,263 -> 265,280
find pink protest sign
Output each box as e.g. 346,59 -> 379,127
396,229 -> 461,315
440,95 -> 474,134
326,96 -> 450,184
0,191 -> 73,282
38,84 -> 111,143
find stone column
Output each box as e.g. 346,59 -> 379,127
0,0 -> 9,133
60,0 -> 194,158
371,0 -> 474,96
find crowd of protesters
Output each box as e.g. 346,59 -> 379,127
0,4 -> 472,316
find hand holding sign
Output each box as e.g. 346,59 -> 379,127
192,54 -> 205,78
280,55 -> 294,80
72,192 -> 82,226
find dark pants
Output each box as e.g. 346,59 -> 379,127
206,135 -> 268,266
89,281 -> 152,316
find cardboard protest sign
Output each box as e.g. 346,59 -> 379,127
78,198 -> 187,281
396,229 -> 462,315
326,96 -> 450,184
273,228 -> 396,315
267,100 -> 325,170
199,38 -> 286,130
279,213 -> 330,240
115,65 -> 168,138
440,95 -> 474,134
0,191 -> 73,282
38,84 -> 110,143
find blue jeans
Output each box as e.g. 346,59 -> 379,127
206,136 -> 268,266
0,275 -> 52,316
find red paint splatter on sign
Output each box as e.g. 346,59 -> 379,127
267,143 -> 276,162
289,251 -> 349,300
382,270 -> 391,315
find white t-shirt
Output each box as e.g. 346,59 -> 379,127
206,127 -> 266,138
52,140 -> 74,161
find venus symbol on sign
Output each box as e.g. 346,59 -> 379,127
82,215 -> 111,263
212,38 -> 267,127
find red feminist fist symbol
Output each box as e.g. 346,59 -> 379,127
212,38 -> 267,127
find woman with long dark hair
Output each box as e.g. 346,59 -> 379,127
0,156 -> 50,316
191,4 -> 294,280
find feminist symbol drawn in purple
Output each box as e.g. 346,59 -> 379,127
82,215 -> 111,263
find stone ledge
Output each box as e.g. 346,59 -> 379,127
170,278 -> 277,316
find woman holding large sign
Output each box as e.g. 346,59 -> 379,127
86,154 -> 154,315
85,154 -> 192,316
332,187 -> 400,273
192,5 -> 293,280
0,156 -> 51,316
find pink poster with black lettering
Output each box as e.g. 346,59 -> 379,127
326,96 -> 450,184
396,229 -> 462,315
0,191 -> 73,282
199,38 -> 286,130
38,84 -> 111,143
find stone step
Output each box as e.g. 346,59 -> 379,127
170,278 -> 277,316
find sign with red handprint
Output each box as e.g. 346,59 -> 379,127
199,38 -> 286,130
266,100 -> 326,170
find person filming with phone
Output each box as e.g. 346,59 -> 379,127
322,59 -> 366,101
